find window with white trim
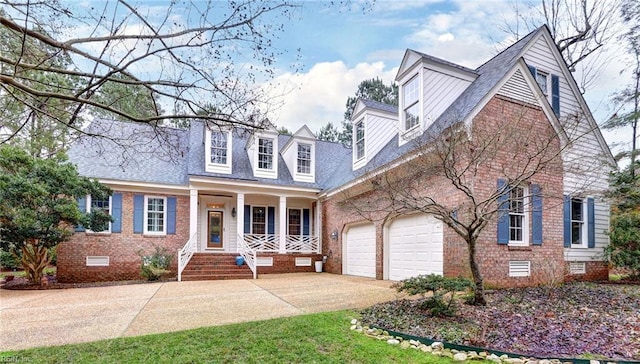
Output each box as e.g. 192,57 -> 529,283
258,138 -> 274,170
252,206 -> 266,234
403,75 -> 420,131
144,196 -> 166,234
535,70 -> 548,96
297,144 -> 311,174
210,131 -> 228,164
355,120 -> 365,160
88,195 -> 111,233
571,198 -> 587,247
509,186 -> 529,245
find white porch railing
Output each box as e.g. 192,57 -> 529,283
243,234 -> 280,252
285,235 -> 319,253
237,234 -> 257,279
177,232 -> 197,282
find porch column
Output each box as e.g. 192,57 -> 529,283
316,200 -> 322,254
189,188 -> 198,239
279,196 -> 287,254
237,193 -> 245,250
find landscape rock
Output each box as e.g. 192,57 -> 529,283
400,341 -> 411,349
387,339 -> 400,345
453,352 -> 468,361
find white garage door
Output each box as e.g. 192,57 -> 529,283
388,214 -> 443,281
344,223 -> 376,278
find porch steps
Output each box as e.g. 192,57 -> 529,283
181,253 -> 253,281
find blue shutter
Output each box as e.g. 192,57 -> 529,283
303,209 -> 310,236
587,198 -> 595,248
563,195 -> 571,248
527,65 -> 536,77
244,205 -> 251,234
551,74 -> 560,116
111,193 -> 122,233
267,206 -> 275,235
75,196 -> 86,232
133,195 -> 144,234
496,179 -> 509,245
531,184 -> 543,246
167,197 -> 177,234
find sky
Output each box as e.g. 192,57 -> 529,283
259,0 -> 632,157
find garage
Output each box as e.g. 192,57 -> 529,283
343,223 -> 376,278
387,213 -> 443,281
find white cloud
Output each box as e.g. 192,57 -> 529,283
266,61 -> 398,133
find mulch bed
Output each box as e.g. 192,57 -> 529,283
360,282 -> 640,361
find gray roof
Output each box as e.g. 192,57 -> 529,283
360,98 -> 398,114
69,27 -> 543,193
68,119 -> 189,185
408,49 -> 478,76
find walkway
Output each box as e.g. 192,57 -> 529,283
0,273 -> 398,351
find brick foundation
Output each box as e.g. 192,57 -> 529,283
256,253 -> 324,275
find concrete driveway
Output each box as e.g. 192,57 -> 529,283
0,273 -> 399,351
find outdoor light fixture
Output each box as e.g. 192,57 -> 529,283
330,230 -> 338,240
231,207 -> 236,218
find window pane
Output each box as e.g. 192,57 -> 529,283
404,103 -> 419,130
536,71 -> 548,95
147,198 -> 164,233
297,144 -> 311,174
91,196 -> 110,231
571,222 -> 582,245
252,207 -> 266,234
288,209 -> 301,236
571,199 -> 583,221
258,139 -> 273,170
210,131 -> 227,164
355,121 -> 365,159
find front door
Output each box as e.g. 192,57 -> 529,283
207,211 -> 223,249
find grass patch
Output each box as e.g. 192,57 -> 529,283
0,311 -> 453,363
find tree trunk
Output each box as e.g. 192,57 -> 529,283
467,237 -> 487,305
20,242 -> 51,286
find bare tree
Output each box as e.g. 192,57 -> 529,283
0,0 -> 304,147
502,0 -> 621,92
338,97 -> 607,305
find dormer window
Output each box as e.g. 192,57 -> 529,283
205,128 -> 232,174
355,120 -> 365,160
403,75 -> 420,130
258,138 -> 274,170
297,144 -> 311,174
210,131 -> 228,164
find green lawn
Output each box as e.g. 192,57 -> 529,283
1,311 -> 453,363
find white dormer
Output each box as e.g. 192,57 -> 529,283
205,126 -> 233,174
281,125 -> 316,183
246,126 -> 279,179
396,49 -> 477,146
351,98 -> 398,170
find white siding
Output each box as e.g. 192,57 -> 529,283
353,112 -> 397,170
497,69 -> 538,105
523,35 -> 612,262
422,68 -> 471,128
565,201 -> 610,261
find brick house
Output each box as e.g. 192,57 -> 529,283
58,25 -> 615,286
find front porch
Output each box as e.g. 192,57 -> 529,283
178,182 -> 323,281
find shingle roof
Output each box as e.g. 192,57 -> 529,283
360,98 -> 398,114
68,119 -> 189,185
69,27 -> 543,193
